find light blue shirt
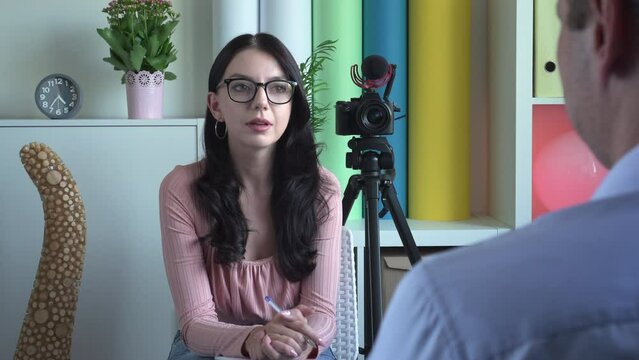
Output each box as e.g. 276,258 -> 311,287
369,145 -> 639,360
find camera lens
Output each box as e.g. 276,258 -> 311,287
359,103 -> 390,134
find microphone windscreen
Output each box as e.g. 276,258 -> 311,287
361,55 -> 389,80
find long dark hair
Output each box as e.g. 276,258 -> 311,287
194,33 -> 329,282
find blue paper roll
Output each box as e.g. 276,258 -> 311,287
363,0 -> 408,218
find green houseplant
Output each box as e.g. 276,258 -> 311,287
97,0 -> 180,84
299,39 -> 338,134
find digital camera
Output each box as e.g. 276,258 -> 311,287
335,92 -> 395,136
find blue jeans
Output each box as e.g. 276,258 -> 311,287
167,331 -> 337,360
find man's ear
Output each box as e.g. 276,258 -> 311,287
594,0 -> 628,81
207,92 -> 224,121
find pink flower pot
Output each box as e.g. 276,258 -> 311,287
125,71 -> 164,119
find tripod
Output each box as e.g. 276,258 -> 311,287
341,136 -> 421,357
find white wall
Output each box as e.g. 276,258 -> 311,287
0,0 -> 214,119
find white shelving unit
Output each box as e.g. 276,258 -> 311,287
533,97 -> 565,105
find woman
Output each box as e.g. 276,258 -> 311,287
160,33 -> 342,360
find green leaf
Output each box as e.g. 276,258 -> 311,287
147,34 -> 160,56
164,71 -> 176,81
129,43 -> 146,71
146,55 -> 167,71
156,20 -> 179,44
102,56 -> 127,71
97,28 -> 133,69
299,39 -> 338,133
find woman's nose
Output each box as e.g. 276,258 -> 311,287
252,85 -> 269,108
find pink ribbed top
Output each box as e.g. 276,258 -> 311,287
159,162 -> 342,358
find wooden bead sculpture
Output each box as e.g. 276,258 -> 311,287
14,142 -> 87,360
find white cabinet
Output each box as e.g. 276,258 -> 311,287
0,119 -> 203,360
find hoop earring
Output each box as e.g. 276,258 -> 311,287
214,120 -> 227,140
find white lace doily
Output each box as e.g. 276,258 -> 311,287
125,70 -> 164,87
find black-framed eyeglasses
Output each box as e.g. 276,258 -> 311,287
220,78 -> 297,104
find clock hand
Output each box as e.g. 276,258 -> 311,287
50,95 -> 66,109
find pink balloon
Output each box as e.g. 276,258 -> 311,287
533,131 -> 608,212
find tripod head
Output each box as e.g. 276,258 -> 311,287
345,136 -> 394,173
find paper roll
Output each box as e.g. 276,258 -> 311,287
259,0 -> 312,65
211,0 -> 259,58
363,0 -> 408,218
312,0 -> 363,220
408,0 -> 471,220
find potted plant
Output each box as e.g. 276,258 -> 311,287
97,0 -> 180,119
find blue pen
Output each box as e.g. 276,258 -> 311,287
264,295 -> 283,313
264,295 -> 317,349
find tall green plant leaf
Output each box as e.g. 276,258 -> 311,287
299,39 -> 338,134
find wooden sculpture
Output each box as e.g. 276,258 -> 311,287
14,142 -> 87,360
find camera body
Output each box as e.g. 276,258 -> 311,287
336,91 -> 395,136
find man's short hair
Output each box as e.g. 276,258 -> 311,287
567,0 -> 639,30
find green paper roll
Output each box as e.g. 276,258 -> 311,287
408,0 -> 471,220
312,0 -> 363,220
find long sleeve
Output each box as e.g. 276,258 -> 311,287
368,264 -> 460,360
160,165 -> 255,357
298,169 -> 343,351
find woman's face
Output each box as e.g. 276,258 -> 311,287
207,48 -> 293,153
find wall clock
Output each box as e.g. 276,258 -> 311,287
35,74 -> 82,119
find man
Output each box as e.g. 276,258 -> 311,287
369,0 -> 639,358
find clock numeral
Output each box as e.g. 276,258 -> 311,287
70,88 -> 76,93
56,109 -> 62,116
69,102 -> 75,107
64,108 -> 69,114
42,101 -> 48,108
71,94 -> 78,101
49,107 -> 54,113
55,78 -> 63,85
39,94 -> 45,101
41,87 -> 50,94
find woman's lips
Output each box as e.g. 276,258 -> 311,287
247,118 -> 272,132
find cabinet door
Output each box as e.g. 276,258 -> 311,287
0,124 -> 200,359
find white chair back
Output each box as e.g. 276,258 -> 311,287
330,227 -> 359,360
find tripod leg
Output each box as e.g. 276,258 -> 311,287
363,177 -> 383,348
342,175 -> 363,226
381,180 -> 422,265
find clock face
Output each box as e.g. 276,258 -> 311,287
35,74 -> 82,119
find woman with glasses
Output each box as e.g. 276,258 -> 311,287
160,33 -> 342,360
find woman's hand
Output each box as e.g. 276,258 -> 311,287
244,305 -> 323,359
243,326 -> 269,359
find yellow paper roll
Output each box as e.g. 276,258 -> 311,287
408,0 -> 471,220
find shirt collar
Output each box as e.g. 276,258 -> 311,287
592,144 -> 639,200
